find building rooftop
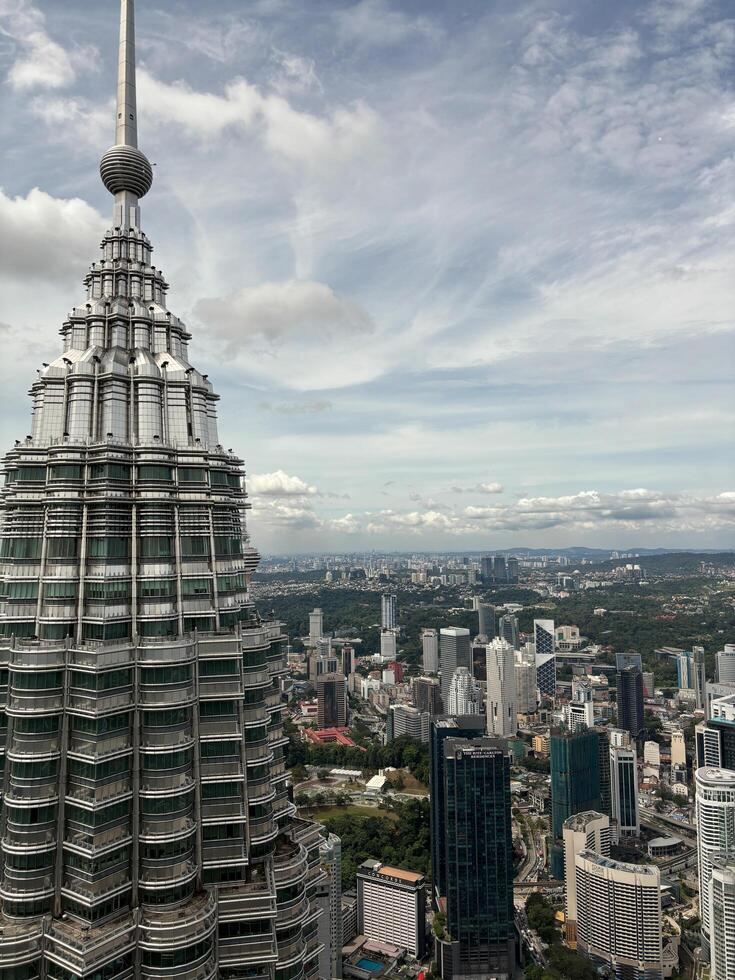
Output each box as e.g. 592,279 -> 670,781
564,810 -> 608,831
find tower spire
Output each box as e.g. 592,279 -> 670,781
116,0 -> 138,149
100,0 -> 153,228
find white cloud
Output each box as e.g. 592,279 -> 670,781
249,470 -> 319,497
259,399 -> 332,414
452,482 -> 505,495
0,188 -> 106,284
0,0 -> 97,91
137,69 -> 378,170
335,0 -> 440,47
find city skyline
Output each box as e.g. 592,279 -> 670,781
1,0 -> 734,553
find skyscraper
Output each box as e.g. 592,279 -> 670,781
429,715 -> 485,905
563,811 -> 610,947
486,637 -> 517,737
710,854 -> 735,980
387,704 -> 430,743
534,619 -> 556,697
514,649 -> 538,715
616,663 -> 645,744
317,673 -> 347,728
309,607 -> 325,645
413,675 -> 443,715
317,833 -> 343,980
697,693 -> 735,769
718,644 -> 735,684
477,601 -> 496,638
0,5 -> 324,976
435,738 -> 515,978
446,666 -> 482,716
695,767 -> 735,957
550,729 -> 601,842
565,679 -> 595,732
381,593 -> 397,630
439,627 -> 471,702
422,627 -> 439,673
575,852 -> 663,979
609,737 -> 639,840
498,613 -> 519,650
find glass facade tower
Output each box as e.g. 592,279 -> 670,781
0,3 -> 324,978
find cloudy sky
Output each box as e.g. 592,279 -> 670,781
0,0 -> 733,553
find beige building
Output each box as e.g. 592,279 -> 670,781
356,861 -> 426,956
563,811 -> 611,946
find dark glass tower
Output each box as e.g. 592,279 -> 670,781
436,738 -> 515,979
429,715 -> 485,906
551,729 -> 601,838
0,3 -> 325,978
617,665 -> 645,744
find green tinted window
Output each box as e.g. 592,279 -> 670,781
7,581 -> 38,601
178,468 -> 207,483
88,537 -> 130,559
47,538 -> 79,559
138,465 -> 173,481
86,579 -> 131,601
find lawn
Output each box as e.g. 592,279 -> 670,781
301,803 -> 399,823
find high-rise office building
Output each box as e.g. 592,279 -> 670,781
695,767 -> 735,956
563,811 -> 610,947
515,652 -> 538,715
674,647 -> 707,710
446,666 -> 482,716
380,627 -> 398,661
718,644 -> 735,684
498,614 -> 519,650
486,637 -> 517,737
422,628 -> 439,673
342,643 -> 355,678
381,593 -> 397,630
550,729 -> 601,841
534,619 -> 556,697
0,3 -> 325,977
506,557 -> 519,583
616,664 -> 645,744
480,555 -> 493,581
566,679 -> 595,732
429,715 -> 485,905
317,673 -> 347,728
597,728 -> 612,817
671,729 -> 687,767
694,645 -> 707,711
575,852 -> 663,979
439,627 -> 471,702
387,704 -> 430,743
610,736 -> 639,840
435,738 -> 515,979
413,675 -> 443,715
317,833 -> 343,980
477,602 -> 496,639
710,854 -> 735,980
697,694 -> 735,770
309,607 -> 325,645
357,860 -> 426,957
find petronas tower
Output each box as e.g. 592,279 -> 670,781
0,3 -> 324,978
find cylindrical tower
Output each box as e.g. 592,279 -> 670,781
695,767 -> 735,957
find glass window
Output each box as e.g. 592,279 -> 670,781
138,465 -> 173,481
178,468 -> 207,483
200,659 -> 239,677
89,463 -> 131,481
142,709 -> 189,727
45,581 -> 77,600
1,538 -> 42,560
71,713 -> 129,735
199,700 -> 235,717
47,538 -> 79,560
139,536 -> 172,559
214,536 -> 242,558
49,464 -> 82,480
12,670 -> 62,690
182,578 -> 212,597
85,579 -> 131,601
180,536 -> 210,558
69,669 -> 132,692
0,621 -> 36,638
16,466 -> 46,482
82,621 -> 132,642
140,665 -> 191,685
7,581 -> 39,601
217,573 -> 246,593
138,618 -> 177,638
184,616 -> 215,633
141,748 -> 192,770
40,623 -> 75,640
88,537 -> 130,559
138,578 -> 175,599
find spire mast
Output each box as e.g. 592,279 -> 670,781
100,0 -> 153,229
116,0 -> 138,149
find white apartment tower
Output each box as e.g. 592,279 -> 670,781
439,627 -> 471,702
356,860 -> 426,957
486,637 -> 517,737
563,811 -> 611,947
447,666 -> 483,716
421,628 -> 439,673
575,852 -> 663,979
381,594 -> 397,630
710,854 -> 735,980
566,679 -> 595,732
695,767 -> 735,957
